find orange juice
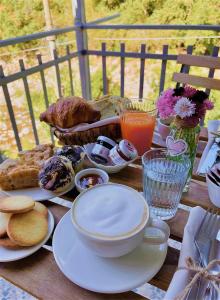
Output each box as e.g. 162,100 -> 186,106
120,112 -> 156,155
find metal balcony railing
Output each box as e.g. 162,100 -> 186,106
0,0 -> 220,154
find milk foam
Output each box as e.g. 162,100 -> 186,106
74,185 -> 147,238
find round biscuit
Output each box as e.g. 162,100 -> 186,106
0,196 -> 34,213
7,210 -> 48,247
33,202 -> 48,217
0,212 -> 11,237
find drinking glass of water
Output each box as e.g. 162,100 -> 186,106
142,149 -> 190,220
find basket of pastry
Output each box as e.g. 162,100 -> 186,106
40,95 -> 129,146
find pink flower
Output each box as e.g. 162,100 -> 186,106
183,85 -> 197,98
157,86 -> 214,124
157,89 -> 179,119
203,99 -> 214,110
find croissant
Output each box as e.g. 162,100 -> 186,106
40,96 -> 101,128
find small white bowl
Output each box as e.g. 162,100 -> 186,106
206,174 -> 220,208
75,168 -> 109,193
83,143 -> 138,174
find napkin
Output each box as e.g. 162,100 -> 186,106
55,116 -> 120,133
165,206 -> 220,300
197,120 -> 220,174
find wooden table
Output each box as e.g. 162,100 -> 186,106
0,128 -> 219,300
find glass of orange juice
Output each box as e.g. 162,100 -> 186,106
120,99 -> 157,156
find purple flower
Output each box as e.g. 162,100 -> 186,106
183,85 -> 197,98
203,99 -> 214,110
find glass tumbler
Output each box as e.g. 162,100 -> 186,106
142,149 -> 190,220
119,99 -> 157,156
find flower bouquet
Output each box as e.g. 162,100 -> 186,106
157,85 -> 214,190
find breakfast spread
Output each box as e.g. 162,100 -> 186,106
39,155 -> 75,193
0,144 -> 54,190
79,174 -> 104,189
0,196 -> 48,248
40,96 -> 101,129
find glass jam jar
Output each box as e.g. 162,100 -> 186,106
109,140 -> 137,165
91,136 -> 116,164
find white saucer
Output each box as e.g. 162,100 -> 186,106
53,212 -> 167,294
0,210 -> 54,262
2,182 -> 75,202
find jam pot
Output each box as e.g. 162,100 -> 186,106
91,136 -> 116,164
109,140 -> 138,165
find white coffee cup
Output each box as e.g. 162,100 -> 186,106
71,183 -> 170,258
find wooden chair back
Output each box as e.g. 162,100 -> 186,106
173,54 -> 220,91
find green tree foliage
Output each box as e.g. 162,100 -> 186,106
1,0 -> 219,52
0,0 -> 73,50
93,0 -> 125,10
0,0 -> 44,49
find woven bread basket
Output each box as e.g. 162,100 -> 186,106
53,123 -> 121,146
52,95 -> 130,146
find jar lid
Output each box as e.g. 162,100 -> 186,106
119,140 -> 138,159
97,136 -> 117,147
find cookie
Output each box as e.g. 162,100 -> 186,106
33,202 -> 48,217
0,196 -> 35,213
0,236 -> 20,249
7,210 -> 48,247
0,212 -> 11,237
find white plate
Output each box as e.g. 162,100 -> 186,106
2,182 -> 75,202
53,212 -> 167,294
84,143 -> 138,174
0,210 -> 54,262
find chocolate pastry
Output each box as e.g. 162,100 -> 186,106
40,96 -> 101,129
55,146 -> 85,169
39,156 -> 75,193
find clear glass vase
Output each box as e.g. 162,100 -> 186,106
170,123 -> 200,192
